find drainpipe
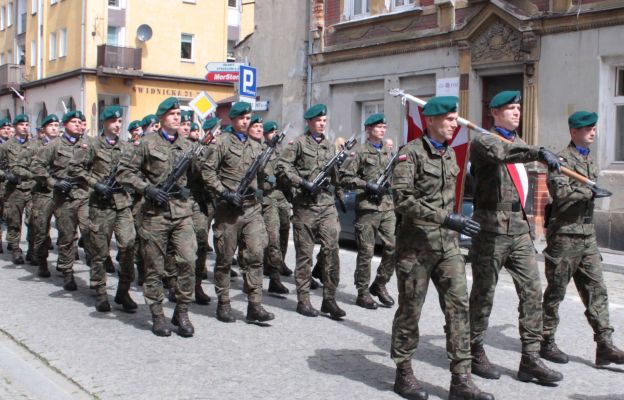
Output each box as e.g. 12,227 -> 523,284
305,0 -> 312,109
80,0 -> 86,130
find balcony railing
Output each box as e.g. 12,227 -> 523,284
96,45 -> 142,75
0,64 -> 23,89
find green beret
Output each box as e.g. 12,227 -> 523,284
222,124 -> 233,133
229,101 -> 252,118
100,105 -> 123,122
304,103 -> 327,120
250,114 -> 263,125
127,120 -> 141,131
568,111 -> 598,129
156,97 -> 180,117
190,122 -> 199,131
263,120 -> 278,133
141,114 -> 158,128
202,117 -> 220,131
42,114 -> 60,127
13,114 -> 29,124
423,96 -> 459,117
0,118 -> 11,128
62,110 -> 85,123
364,113 -> 386,127
489,90 -> 522,109
180,110 -> 192,123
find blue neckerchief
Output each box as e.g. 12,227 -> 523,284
233,131 -> 247,142
104,136 -> 117,146
369,142 -> 383,150
161,130 -> 176,143
44,136 -> 50,145
575,145 -> 590,156
16,136 -> 27,145
64,132 -> 77,144
494,126 -> 516,141
311,133 -> 324,143
427,136 -> 446,151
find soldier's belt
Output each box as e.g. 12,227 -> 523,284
476,201 -> 521,212
554,216 -> 593,224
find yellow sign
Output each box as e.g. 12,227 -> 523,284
189,91 -> 217,119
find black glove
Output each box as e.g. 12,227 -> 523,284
365,181 -> 387,197
299,179 -> 317,194
94,182 -> 113,199
53,179 -> 73,193
590,185 -> 612,199
442,213 -> 481,238
4,171 -> 19,185
221,189 -> 242,208
538,148 -> 561,173
144,185 -> 169,205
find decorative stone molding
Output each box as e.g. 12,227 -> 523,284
470,18 -> 522,65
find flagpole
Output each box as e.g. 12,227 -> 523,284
389,88 -> 611,195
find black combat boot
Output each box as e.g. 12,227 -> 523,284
62,271 -> 77,291
312,262 -> 323,281
168,287 -> 177,303
393,361 -> 428,400
296,300 -> 319,317
321,299 -> 346,319
206,243 -> 214,253
25,249 -> 33,264
471,345 -> 501,380
518,351 -> 563,383
281,262 -> 293,277
37,261 -> 51,278
356,293 -> 378,310
95,293 -> 111,312
171,304 -> 194,337
217,300 -> 236,323
268,273 -> 289,294
370,277 -> 395,307
246,302 -> 275,323
195,283 -> 211,305
596,342 -> 624,366
104,256 -> 115,273
74,246 -> 80,261
230,268 -> 239,277
540,338 -> 569,364
136,264 -> 145,286
449,373 -> 494,400
310,278 -> 321,290
114,285 -> 138,311
151,305 -> 171,337
12,250 -> 25,265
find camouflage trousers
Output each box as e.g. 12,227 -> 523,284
54,195 -> 89,273
31,193 -> 54,265
469,232 -> 543,352
131,196 -> 144,279
4,187 -> 33,253
262,194 -> 286,275
275,193 -> 291,263
291,203 -> 340,302
354,209 -> 396,295
543,233 -> 613,344
213,200 -> 267,303
138,213 -> 196,307
88,205 -> 136,294
391,243 -> 471,373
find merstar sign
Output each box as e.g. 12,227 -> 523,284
205,72 -> 239,83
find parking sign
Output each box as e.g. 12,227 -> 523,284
239,65 -> 257,98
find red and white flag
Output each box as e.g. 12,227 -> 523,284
403,101 -> 470,213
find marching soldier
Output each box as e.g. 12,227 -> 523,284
31,110 -> 91,291
127,120 -> 142,142
0,119 -> 11,253
140,114 -> 159,136
202,102 -> 274,323
276,104 -> 346,319
71,105 -> 137,313
468,91 -> 563,383
201,117 -> 221,254
340,113 -> 396,309
390,97 -> 492,400
541,111 -> 624,366
116,97 -> 197,337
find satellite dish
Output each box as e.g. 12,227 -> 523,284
136,24 -> 153,42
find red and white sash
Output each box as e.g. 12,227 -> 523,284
506,163 -> 529,208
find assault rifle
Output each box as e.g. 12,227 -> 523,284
370,151 -> 398,202
95,162 -> 123,201
308,134 -> 357,193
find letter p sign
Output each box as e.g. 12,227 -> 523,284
239,65 -> 257,98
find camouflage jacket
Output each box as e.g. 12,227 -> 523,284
276,132 -> 342,207
116,131 -> 194,219
470,130 -> 540,235
71,135 -> 133,210
188,139 -> 215,211
393,135 -> 459,252
29,138 -> 57,197
0,137 -> 37,191
546,141 -> 597,236
31,134 -> 91,200
340,141 -> 394,212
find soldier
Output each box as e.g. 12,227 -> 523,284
0,115 -> 36,264
276,104 -> 346,319
29,114 -> 61,277
468,90 -> 563,383
390,97 -> 492,400
140,114 -> 159,136
71,105 -> 138,312
340,113 -> 396,309
127,120 -> 142,142
116,97 -> 197,337
31,110 -> 91,291
541,111 -> 624,366
201,117 -> 221,254
202,102 -> 274,323
0,119 -> 11,253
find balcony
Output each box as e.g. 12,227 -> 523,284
96,45 -> 143,77
0,64 -> 23,90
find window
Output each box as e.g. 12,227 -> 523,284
49,31 -> 56,60
50,0 -> 57,4
108,0 -> 119,6
17,45 -> 24,65
181,33 -> 193,61
7,2 -> 12,27
7,50 -> 12,64
227,40 -> 235,62
31,0 -> 36,14
392,0 -> 416,10
0,53 -> 4,65
107,26 -> 120,46
352,0 -> 370,17
30,40 -> 35,66
59,28 -> 67,57
615,67 -> 624,162
228,0 -> 237,7
1,7 -> 5,30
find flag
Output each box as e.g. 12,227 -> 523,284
404,101 -> 470,213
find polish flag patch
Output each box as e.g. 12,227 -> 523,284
398,154 -> 408,162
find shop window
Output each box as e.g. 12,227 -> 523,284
181,33 -> 194,61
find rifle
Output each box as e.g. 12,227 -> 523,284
235,125 -> 289,197
95,161 -> 122,201
370,151 -> 399,202
309,134 -> 357,193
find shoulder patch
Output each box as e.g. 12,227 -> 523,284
80,143 -> 88,148
288,140 -> 294,145
134,141 -> 140,146
398,154 -> 408,162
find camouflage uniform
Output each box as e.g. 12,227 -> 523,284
543,142 -> 613,344
390,135 -> 471,373
340,142 -> 396,297
116,131 -> 197,312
